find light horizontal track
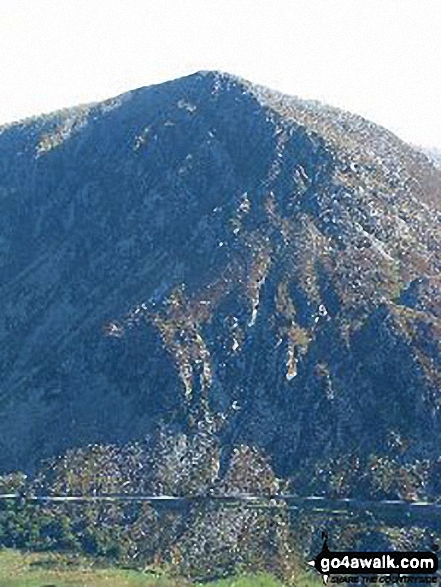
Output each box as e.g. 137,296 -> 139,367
0,493 -> 439,512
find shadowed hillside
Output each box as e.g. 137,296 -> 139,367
0,71 -> 440,482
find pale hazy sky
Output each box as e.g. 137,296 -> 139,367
0,0 -> 440,147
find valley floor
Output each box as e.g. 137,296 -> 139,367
0,549 -> 319,587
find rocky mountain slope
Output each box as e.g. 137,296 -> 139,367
0,71 -> 440,478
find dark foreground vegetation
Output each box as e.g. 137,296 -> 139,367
1,425 -> 440,584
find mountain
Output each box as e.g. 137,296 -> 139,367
0,71 -> 440,480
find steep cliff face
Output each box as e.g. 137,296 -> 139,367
0,71 -> 440,474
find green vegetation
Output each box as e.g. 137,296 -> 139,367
0,548 -> 321,587
1,431 -> 438,585
0,437 -> 302,583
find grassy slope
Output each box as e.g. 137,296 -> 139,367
0,549 -> 320,587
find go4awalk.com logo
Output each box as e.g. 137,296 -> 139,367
308,533 -> 439,585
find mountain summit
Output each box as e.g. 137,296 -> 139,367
0,71 -> 440,476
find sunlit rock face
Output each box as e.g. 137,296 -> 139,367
0,71 -> 440,474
